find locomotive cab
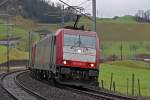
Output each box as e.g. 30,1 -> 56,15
56,29 -> 100,84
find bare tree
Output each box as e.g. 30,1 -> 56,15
135,10 -> 150,23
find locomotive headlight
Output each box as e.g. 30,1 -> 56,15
90,64 -> 94,67
63,61 -> 67,64
77,49 -> 82,53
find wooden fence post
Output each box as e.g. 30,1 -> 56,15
127,78 -> 129,95
138,79 -> 141,96
101,80 -> 104,88
110,72 -> 113,90
113,81 -> 116,92
132,73 -> 135,96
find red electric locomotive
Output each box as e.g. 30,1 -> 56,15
31,27 -> 100,85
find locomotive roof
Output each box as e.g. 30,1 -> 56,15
56,28 -> 97,37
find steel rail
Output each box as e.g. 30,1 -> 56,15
0,71 -> 21,100
65,87 -> 117,100
83,87 -> 137,100
15,70 -> 49,100
63,85 -> 137,100
0,70 -> 48,100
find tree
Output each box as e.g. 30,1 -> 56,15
135,10 -> 150,23
19,0 -> 74,23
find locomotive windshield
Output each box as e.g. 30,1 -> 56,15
64,34 -> 96,48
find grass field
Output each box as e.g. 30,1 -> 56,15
101,41 -> 150,58
0,25 -> 27,39
77,17 -> 150,58
0,45 -> 7,54
43,16 -> 150,42
10,16 -> 149,42
0,16 -> 40,50
0,48 -> 28,64
76,16 -> 150,41
96,21 -> 150,41
99,60 -> 150,96
0,16 -> 39,64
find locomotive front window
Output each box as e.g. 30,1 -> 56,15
64,34 -> 96,48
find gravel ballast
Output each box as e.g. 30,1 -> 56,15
2,72 -> 38,100
0,73 -> 15,100
17,72 -> 101,100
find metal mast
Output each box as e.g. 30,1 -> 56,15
6,7 -> 10,72
28,32 -> 31,68
61,5 -> 65,27
92,0 -> 96,32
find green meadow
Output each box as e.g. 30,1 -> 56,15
0,16 -> 39,64
0,47 -> 28,64
101,41 -> 150,58
99,60 -> 150,97
0,45 -> 7,54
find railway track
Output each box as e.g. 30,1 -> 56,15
0,72 -> 18,100
83,86 -> 137,100
61,84 -> 137,100
0,72 -> 16,100
1,70 -> 48,100
20,70 -> 137,100
0,70 -> 138,100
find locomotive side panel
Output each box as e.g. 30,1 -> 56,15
34,35 -> 56,70
34,37 -> 50,70
55,30 -> 63,65
49,35 -> 56,72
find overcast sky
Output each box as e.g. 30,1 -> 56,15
49,0 -> 150,18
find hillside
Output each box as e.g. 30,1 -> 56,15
0,15 -> 41,64
25,16 -> 150,42
2,0 -> 149,42
0,8 -> 150,63
0,0 -> 73,23
0,48 -> 28,64
78,17 -> 150,41
113,15 -> 136,23
1,0 -> 149,42
0,45 -> 6,54
98,21 -> 150,41
0,23 -> 27,39
2,15 -> 149,42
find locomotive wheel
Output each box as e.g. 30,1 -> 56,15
48,71 -> 52,79
45,71 -> 49,79
34,69 -> 38,79
48,71 -> 55,80
48,71 -> 56,84
36,70 -> 39,79
36,70 -> 43,80
32,69 -> 36,78
40,70 -> 44,80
